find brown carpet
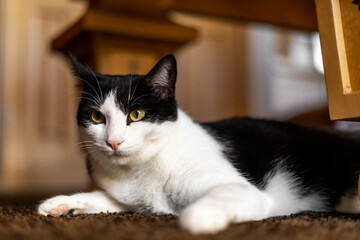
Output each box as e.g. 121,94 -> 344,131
1,197 -> 360,240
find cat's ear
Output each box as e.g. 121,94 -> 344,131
144,54 -> 177,99
70,54 -> 91,78
69,54 -> 98,88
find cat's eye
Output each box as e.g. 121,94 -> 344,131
129,109 -> 146,122
91,110 -> 105,124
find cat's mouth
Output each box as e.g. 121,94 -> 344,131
109,148 -> 139,158
113,151 -> 131,157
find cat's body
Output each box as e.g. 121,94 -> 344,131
38,55 -> 360,234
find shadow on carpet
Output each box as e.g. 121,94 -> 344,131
1,197 -> 360,240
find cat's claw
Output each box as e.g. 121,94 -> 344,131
38,195 -> 88,216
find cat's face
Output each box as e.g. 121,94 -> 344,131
72,55 -> 178,166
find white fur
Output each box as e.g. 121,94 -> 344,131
38,92 -> 333,234
180,183 -> 272,234
264,171 -> 327,217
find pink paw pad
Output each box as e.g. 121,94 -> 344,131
58,204 -> 69,212
49,209 -> 59,216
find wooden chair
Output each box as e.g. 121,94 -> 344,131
162,0 -> 360,120
315,0 -> 360,120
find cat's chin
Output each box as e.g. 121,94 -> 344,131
112,151 -> 132,157
109,155 -> 141,166
106,149 -> 142,165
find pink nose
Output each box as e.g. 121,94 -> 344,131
106,139 -> 124,151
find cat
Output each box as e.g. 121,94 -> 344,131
38,54 -> 360,234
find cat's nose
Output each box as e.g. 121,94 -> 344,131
106,139 -> 124,151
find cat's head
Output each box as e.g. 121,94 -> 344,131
71,55 -> 178,166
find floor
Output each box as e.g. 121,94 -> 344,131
1,197 -> 360,240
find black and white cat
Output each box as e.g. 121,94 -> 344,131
38,54 -> 360,234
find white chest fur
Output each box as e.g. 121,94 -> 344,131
90,110 -> 246,215
91,161 -> 176,214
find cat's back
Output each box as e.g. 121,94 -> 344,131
199,117 -> 360,191
200,116 -> 360,156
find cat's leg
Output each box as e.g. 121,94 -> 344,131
38,191 -> 125,216
179,183 -> 272,234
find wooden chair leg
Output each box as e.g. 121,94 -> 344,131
315,0 -> 360,120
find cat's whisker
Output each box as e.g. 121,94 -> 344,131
73,140 -> 107,153
78,146 -> 102,155
75,97 -> 100,108
75,96 -> 101,109
131,94 -> 152,107
127,74 -> 132,106
130,77 -> 141,103
79,91 -> 102,106
88,67 -> 104,101
76,140 -> 96,145
74,76 -> 102,106
66,141 -> 96,151
60,142 -> 97,159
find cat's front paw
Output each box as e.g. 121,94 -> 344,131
38,195 -> 88,216
179,202 -> 231,234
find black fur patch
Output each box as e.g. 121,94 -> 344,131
201,118 -> 360,210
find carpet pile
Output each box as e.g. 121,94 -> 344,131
1,197 -> 360,240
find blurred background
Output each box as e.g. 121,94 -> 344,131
0,0 -> 333,195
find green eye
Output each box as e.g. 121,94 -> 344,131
129,109 -> 146,122
91,110 -> 105,124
